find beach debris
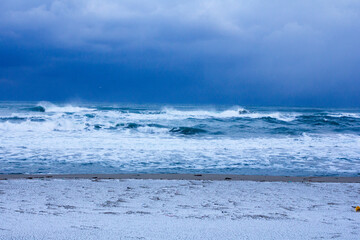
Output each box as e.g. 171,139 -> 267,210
355,206 -> 360,212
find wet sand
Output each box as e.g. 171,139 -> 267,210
1,173 -> 360,183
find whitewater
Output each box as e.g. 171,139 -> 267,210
0,101 -> 360,176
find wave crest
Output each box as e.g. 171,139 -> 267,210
162,106 -> 248,119
33,102 -> 94,113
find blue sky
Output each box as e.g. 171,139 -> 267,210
0,0 -> 359,106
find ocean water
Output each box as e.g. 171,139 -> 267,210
0,101 -> 359,176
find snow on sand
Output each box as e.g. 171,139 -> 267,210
0,179 -> 359,239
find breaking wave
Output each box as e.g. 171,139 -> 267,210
0,102 -> 359,135
1,102 -> 360,176
28,106 -> 46,112
29,102 -> 94,113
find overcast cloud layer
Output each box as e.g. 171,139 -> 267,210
0,0 -> 359,106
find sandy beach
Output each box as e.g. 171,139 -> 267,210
1,175 -> 359,239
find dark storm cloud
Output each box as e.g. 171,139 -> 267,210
0,0 -> 359,106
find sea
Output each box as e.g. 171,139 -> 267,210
0,101 -> 359,176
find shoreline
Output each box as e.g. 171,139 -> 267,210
1,173 -> 360,183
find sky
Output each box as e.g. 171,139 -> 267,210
0,0 -> 359,106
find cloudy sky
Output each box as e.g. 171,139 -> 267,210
0,0 -> 359,106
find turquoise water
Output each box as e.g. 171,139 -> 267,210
0,101 -> 360,176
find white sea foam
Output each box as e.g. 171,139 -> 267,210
1,102 -> 360,175
96,106 -> 299,122
1,103 -> 299,122
327,112 -> 360,118
160,107 -> 298,121
162,106 -> 246,119
1,123 -> 360,175
238,112 -> 299,121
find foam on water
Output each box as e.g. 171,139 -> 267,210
0,102 -> 360,176
327,112 -> 360,118
162,106 -> 247,119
